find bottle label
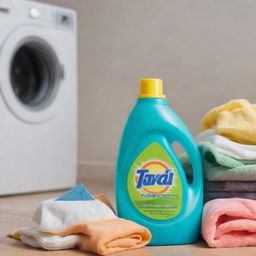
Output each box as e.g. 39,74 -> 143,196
127,142 -> 182,220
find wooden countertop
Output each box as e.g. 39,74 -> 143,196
1,169 -> 256,256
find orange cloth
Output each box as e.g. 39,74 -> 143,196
57,218 -> 151,255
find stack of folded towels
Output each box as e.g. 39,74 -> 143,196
181,99 -> 256,203
181,99 -> 256,248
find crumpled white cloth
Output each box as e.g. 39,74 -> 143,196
196,129 -> 256,160
19,198 -> 116,250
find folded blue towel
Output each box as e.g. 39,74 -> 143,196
56,184 -> 94,201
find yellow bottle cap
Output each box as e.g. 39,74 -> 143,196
138,78 -> 166,98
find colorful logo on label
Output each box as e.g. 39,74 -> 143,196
135,161 -> 174,194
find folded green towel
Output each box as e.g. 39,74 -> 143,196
180,142 -> 256,181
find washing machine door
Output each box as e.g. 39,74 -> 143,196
0,26 -> 64,123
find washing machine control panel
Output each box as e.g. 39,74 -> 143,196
0,0 -> 76,31
28,5 -> 75,31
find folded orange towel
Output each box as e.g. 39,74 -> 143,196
202,198 -> 256,247
57,218 -> 151,255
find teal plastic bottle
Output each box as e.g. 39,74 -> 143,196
116,78 -> 203,245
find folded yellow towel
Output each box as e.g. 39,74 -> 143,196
201,99 -> 256,145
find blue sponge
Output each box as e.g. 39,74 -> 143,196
56,184 -> 94,201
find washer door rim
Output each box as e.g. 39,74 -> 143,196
0,26 -> 64,124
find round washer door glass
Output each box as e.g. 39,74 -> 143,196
10,41 -> 59,109
0,26 -> 64,123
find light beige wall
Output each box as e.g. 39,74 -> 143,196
37,0 -> 256,165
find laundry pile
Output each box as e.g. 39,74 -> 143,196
8,184 -> 151,255
182,99 -> 256,247
182,99 -> 256,202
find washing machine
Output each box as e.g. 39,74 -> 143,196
0,0 -> 77,195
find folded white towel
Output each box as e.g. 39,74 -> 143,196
19,226 -> 80,250
196,129 -> 256,160
33,198 -> 116,233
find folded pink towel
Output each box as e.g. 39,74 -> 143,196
202,198 -> 256,247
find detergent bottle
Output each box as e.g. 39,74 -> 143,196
116,78 -> 203,245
